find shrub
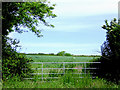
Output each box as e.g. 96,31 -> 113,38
64,53 -> 72,56
57,51 -> 72,56
2,36 -> 33,81
89,18 -> 120,84
2,51 -> 33,81
57,51 -> 65,56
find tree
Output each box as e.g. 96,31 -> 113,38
64,53 -> 72,56
101,18 -> 120,59
89,18 -> 120,84
100,18 -> 120,84
57,51 -> 66,56
57,51 -> 72,56
2,1 -> 56,36
2,1 -> 56,80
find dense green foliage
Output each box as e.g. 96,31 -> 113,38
2,1 -> 56,36
101,18 -> 120,58
89,18 -> 120,84
57,51 -> 72,56
2,36 -> 34,81
64,53 -> 72,56
2,1 -> 56,80
57,51 -> 66,56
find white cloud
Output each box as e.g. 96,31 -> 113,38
50,0 -> 119,17
41,0 -> 119,33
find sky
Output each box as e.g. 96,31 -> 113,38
8,0 -> 119,55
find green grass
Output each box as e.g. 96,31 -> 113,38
2,73 -> 118,88
2,55 -> 119,88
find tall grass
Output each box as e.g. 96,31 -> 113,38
2,72 -> 118,88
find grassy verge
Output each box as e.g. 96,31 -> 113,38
2,73 -> 118,88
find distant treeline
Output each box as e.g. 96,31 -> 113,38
19,52 -> 101,57
73,55 -> 101,57
19,53 -> 55,56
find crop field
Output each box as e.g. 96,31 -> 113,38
26,55 -> 100,72
26,55 -> 99,62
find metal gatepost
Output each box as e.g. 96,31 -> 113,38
42,63 -> 43,81
84,63 -> 86,76
63,62 -> 65,74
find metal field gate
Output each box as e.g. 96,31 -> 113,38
23,62 -> 101,80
